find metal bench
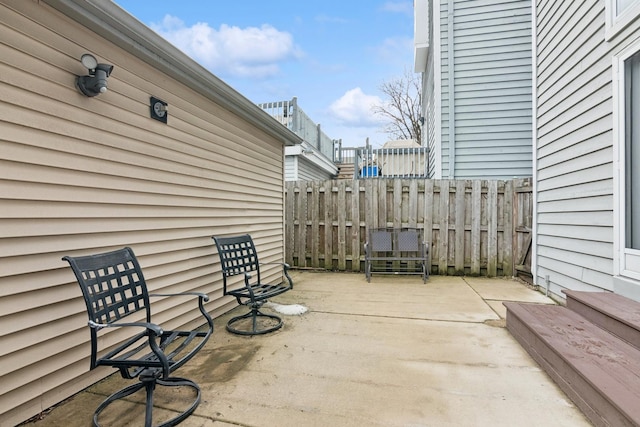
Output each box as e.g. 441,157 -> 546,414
63,247 -> 214,427
364,228 -> 429,283
212,234 -> 293,335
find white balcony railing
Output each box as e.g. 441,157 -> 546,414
258,97 -> 335,161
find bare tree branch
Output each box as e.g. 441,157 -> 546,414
372,69 -> 422,144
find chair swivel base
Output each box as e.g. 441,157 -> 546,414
93,376 -> 201,427
226,309 -> 283,335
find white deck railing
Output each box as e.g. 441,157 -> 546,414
258,97 -> 335,161
335,143 -> 430,179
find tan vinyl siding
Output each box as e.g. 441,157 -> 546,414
0,1 -> 294,425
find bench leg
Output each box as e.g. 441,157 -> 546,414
365,260 -> 371,282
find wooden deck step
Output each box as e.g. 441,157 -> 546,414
504,302 -> 640,427
564,290 -> 640,349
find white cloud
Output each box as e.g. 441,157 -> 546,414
374,36 -> 414,63
328,88 -> 383,127
151,15 -> 302,79
380,1 -> 413,14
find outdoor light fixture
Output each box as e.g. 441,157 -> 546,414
76,53 -> 114,97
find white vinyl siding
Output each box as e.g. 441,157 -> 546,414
297,160 -> 334,181
534,0 -> 640,300
0,1 -> 294,425
285,156 -> 299,181
285,155 -> 336,181
439,0 -> 532,179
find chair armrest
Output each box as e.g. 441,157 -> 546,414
239,262 -> 293,291
88,320 -> 163,336
260,262 -> 290,268
149,292 -> 210,302
243,272 -> 257,298
149,292 -> 214,336
259,262 -> 293,288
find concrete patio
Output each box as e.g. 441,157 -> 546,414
26,272 -> 591,427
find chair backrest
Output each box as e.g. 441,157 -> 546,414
370,229 -> 393,251
397,229 -> 421,252
64,247 -> 151,324
212,234 -> 261,293
63,247 -> 151,367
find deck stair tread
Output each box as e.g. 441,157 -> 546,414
504,302 -> 640,427
564,290 -> 640,348
336,164 -> 356,179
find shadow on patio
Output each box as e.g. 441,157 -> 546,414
26,272 -> 590,427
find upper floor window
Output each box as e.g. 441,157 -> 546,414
606,0 -> 640,40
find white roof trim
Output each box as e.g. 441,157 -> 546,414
285,143 -> 338,174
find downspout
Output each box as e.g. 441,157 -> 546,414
447,0 -> 455,178
531,0 -> 539,288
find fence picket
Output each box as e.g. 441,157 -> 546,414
454,180 -> 465,274
471,180 -> 481,275
351,181 -> 361,271
438,180 -> 450,274
311,182 -> 320,268
337,180 -> 347,270
487,180 -> 498,277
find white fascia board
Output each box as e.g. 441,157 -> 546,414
414,0 -> 429,72
285,143 -> 338,174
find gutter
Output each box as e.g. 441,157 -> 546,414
42,0 -> 303,147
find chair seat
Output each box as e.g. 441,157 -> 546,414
103,328 -> 210,379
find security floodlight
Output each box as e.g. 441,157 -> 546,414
76,53 -> 114,97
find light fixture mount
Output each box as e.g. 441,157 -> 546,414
150,96 -> 168,123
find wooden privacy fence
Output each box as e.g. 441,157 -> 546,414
285,178 -> 533,278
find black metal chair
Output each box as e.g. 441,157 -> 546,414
62,247 -> 214,427
212,234 -> 293,335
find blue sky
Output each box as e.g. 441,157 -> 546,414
112,1 -> 415,147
